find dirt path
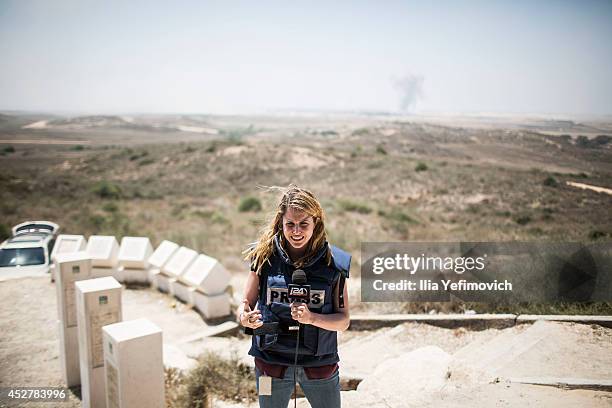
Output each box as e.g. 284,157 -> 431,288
0,139 -> 91,145
567,181 -> 612,196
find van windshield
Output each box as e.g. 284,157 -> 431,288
0,248 -> 45,267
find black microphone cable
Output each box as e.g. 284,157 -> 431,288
290,268 -> 307,408
293,322 -> 299,408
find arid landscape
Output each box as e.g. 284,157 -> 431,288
1,111 -> 612,407
2,111 -> 612,314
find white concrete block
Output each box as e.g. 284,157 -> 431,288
147,240 -> 179,269
120,266 -> 149,285
91,267 -> 117,279
148,267 -> 161,286
155,274 -> 175,294
103,319 -> 165,408
193,291 -> 231,319
181,254 -> 230,295
117,237 -> 153,270
112,267 -> 123,283
51,234 -> 87,262
55,251 -> 92,386
162,246 -> 197,278
171,280 -> 196,304
57,323 -> 80,387
51,234 -> 87,282
76,277 -> 122,408
86,236 -> 119,268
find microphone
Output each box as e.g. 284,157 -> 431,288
292,269 -> 307,284
288,269 -> 311,304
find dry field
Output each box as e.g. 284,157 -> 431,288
1,112 -> 611,314
1,112 -> 612,407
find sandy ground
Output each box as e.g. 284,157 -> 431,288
1,276 -> 611,408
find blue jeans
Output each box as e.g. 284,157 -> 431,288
256,365 -> 341,408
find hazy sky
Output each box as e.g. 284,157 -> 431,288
1,0 -> 611,115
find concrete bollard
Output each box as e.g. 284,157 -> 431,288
103,319 -> 165,408
75,277 -> 122,408
55,251 -> 91,386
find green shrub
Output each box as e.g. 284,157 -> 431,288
210,211 -> 229,224
91,180 -> 122,199
575,135 -> 611,149
176,351 -> 257,407
2,146 -> 15,153
238,196 -> 262,212
589,230 -> 608,240
351,128 -> 370,136
129,150 -> 148,161
515,215 -> 532,225
193,210 -> 229,224
415,162 -> 428,172
350,145 -> 363,158
543,176 -> 558,187
338,199 -> 372,214
87,211 -> 132,235
379,209 -> 418,224
392,210 -> 417,223
0,223 -> 10,241
467,204 -> 480,214
164,367 -> 185,408
375,144 -> 387,155
223,129 -> 248,144
89,214 -> 106,229
102,202 -> 119,213
172,203 -> 189,217
575,135 -> 589,147
192,209 -> 214,219
138,158 -> 155,166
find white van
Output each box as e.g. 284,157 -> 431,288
0,221 -> 59,280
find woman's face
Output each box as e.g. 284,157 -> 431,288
282,207 -> 315,251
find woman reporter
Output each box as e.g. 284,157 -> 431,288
238,185 -> 351,408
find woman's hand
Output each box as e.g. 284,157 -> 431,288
239,299 -> 263,329
291,302 -> 315,325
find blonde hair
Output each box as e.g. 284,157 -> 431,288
244,184 -> 330,274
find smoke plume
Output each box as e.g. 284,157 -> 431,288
393,74 -> 424,112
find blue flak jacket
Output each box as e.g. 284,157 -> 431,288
248,235 -> 351,367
